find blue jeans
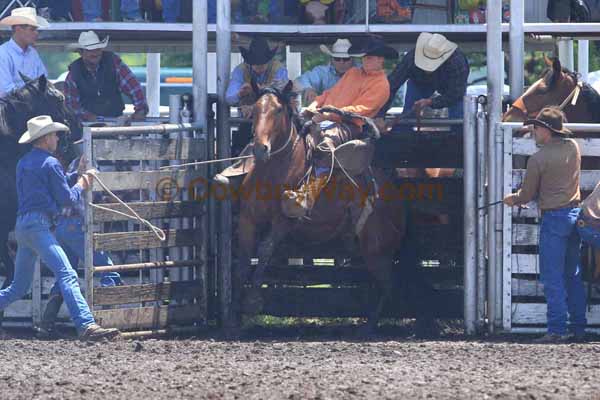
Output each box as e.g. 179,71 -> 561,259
0,212 -> 94,332
81,0 -> 101,20
120,0 -> 141,19
162,0 -> 180,22
51,216 -> 122,297
404,79 -> 464,120
539,207 -> 587,335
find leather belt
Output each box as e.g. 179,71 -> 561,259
541,201 -> 580,215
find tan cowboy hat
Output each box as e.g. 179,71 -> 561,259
320,39 -> 360,58
19,115 -> 69,144
414,33 -> 458,72
0,7 -> 49,28
67,31 -> 109,51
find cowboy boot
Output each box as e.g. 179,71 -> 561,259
36,293 -> 64,338
282,174 -> 329,218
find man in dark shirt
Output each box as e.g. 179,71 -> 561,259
0,115 -> 120,341
386,32 -> 469,119
64,30 -> 148,123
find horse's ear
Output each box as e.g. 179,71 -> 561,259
283,80 -> 293,94
19,72 -> 32,83
38,75 -> 47,91
552,57 -> 562,73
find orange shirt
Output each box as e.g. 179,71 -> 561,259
314,67 -> 390,126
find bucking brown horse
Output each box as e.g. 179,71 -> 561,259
235,80 -> 407,331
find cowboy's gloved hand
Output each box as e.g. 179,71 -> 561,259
77,156 -> 88,176
503,194 -> 516,207
239,83 -> 253,98
303,88 -> 318,104
412,98 -> 433,115
131,110 -> 146,121
312,112 -> 329,124
115,115 -> 131,126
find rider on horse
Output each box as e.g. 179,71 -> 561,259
282,36 -> 398,218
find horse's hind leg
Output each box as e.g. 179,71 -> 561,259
363,254 -> 395,333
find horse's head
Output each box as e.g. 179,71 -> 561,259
251,80 -> 296,162
503,57 -> 579,123
0,74 -> 83,163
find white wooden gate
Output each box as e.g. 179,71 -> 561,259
500,122 -> 600,333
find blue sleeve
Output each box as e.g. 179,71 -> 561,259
47,159 -> 83,208
226,66 -> 244,105
66,171 -> 79,187
0,51 -> 16,96
275,67 -> 288,82
295,66 -> 324,92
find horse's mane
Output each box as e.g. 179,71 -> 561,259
0,83 -> 38,137
256,81 -> 304,129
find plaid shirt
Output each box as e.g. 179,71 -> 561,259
377,0 -> 409,17
385,48 -> 469,112
64,53 -> 148,120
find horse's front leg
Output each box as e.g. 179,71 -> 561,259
251,220 -> 289,288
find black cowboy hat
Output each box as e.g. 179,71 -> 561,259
239,37 -> 278,66
524,107 -> 572,136
348,36 -> 398,59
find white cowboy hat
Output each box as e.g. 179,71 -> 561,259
0,7 -> 49,28
19,115 -> 69,144
414,33 -> 458,72
67,31 -> 109,51
320,39 -> 363,58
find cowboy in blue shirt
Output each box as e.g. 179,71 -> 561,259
295,38 -> 360,105
0,115 -> 120,341
0,7 -> 49,98
40,156 -> 124,336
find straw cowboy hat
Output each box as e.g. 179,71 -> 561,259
320,39 -> 357,58
414,33 -> 458,72
240,37 -> 277,65
348,36 -> 397,59
19,115 -> 70,144
67,31 -> 109,51
0,7 -> 49,28
524,107 -> 573,136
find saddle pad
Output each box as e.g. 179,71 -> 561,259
333,139 -> 374,176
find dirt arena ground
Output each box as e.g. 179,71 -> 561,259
1,323 -> 599,400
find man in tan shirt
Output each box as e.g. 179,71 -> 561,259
503,107 -> 586,343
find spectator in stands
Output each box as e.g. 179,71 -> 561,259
385,32 -> 469,120
301,0 -> 334,24
226,36 -> 288,155
503,107 -> 586,344
35,0 -> 72,22
374,0 -> 411,23
0,7 -> 48,98
294,38 -> 359,104
161,0 -> 180,22
64,31 -> 148,123
82,0 -> 143,22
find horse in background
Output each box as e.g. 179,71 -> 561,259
234,80 -> 408,334
0,74 -> 82,318
503,56 -> 600,124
